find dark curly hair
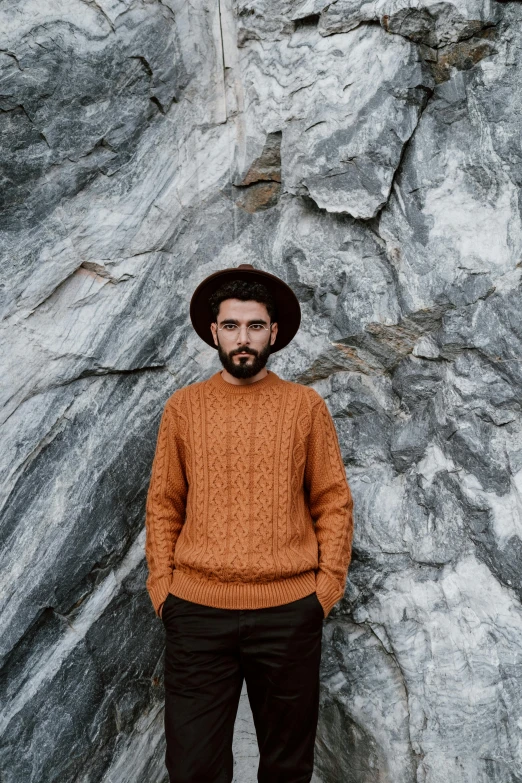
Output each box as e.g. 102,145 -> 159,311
209,280 -> 277,322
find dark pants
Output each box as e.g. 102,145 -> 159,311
162,591 -> 324,783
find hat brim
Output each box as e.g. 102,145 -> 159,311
190,267 -> 301,353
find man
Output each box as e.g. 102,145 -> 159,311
145,264 -> 354,783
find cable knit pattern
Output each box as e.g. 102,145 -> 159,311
145,371 -> 354,618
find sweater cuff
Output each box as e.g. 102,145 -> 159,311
148,574 -> 173,617
315,570 -> 343,618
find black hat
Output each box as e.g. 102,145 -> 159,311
189,264 -> 301,353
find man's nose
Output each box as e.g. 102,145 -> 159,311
236,325 -> 250,343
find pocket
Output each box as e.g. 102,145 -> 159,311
162,593 -> 197,622
161,592 -> 176,621
312,591 -> 324,618
297,591 -> 324,619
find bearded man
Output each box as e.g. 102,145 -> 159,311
145,264 -> 354,783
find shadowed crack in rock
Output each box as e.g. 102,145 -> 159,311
303,3 -> 501,49
75,364 -> 167,379
232,131 -> 282,211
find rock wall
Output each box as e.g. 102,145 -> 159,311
2,1 -> 522,781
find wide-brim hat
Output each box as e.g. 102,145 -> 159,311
190,264 -> 301,353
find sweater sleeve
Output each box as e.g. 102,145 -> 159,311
305,393 -> 354,618
145,398 -> 188,616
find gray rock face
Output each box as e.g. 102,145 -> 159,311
237,16 -> 434,217
294,0 -> 501,46
2,1 -> 522,781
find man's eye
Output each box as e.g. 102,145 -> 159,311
250,324 -> 263,330
223,324 -> 237,330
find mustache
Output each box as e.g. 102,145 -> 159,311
230,347 -> 258,357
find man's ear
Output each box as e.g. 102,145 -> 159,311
270,322 -> 278,346
210,322 -> 219,347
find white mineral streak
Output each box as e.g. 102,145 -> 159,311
96,705 -> 168,783
0,529 -> 146,735
360,556 -> 522,780
1,1 -> 522,782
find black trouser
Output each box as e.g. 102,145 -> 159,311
162,591 -> 324,783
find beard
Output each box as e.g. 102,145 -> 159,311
217,340 -> 271,379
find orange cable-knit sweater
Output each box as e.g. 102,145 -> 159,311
145,370 -> 354,618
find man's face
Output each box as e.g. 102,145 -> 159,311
211,299 -> 278,379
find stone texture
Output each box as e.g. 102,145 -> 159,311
2,1 -> 522,782
293,0 -> 501,46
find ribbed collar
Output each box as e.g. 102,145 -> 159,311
208,370 -> 282,396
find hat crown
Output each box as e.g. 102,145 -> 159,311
237,264 -> 254,270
